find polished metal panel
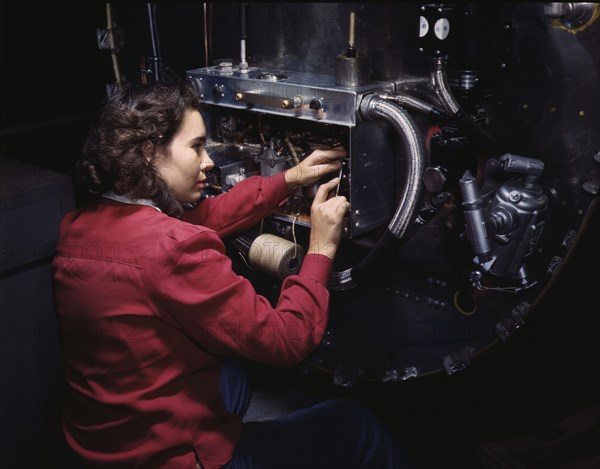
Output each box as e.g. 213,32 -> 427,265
188,66 -> 394,126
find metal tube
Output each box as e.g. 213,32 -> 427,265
431,56 -> 497,149
106,3 -> 121,85
459,170 -> 493,260
360,95 -> 426,237
381,93 -> 449,120
147,3 -> 160,81
431,56 -> 461,115
203,3 -> 209,67
329,95 -> 426,290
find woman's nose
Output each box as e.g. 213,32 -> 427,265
201,151 -> 214,171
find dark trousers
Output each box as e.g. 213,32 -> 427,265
219,360 -> 415,469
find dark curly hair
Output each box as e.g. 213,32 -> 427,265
76,81 -> 202,217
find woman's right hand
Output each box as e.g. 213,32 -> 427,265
307,178 -> 350,261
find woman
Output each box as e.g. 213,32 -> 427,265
52,81 -> 412,468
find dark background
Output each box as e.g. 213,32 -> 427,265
1,2 -> 599,468
1,2 -> 207,175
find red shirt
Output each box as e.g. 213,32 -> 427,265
52,172 -> 333,468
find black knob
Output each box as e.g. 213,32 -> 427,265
309,98 -> 323,111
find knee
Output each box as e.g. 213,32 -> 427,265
314,399 -> 414,468
311,398 -> 388,437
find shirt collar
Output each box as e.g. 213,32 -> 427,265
102,191 -> 162,212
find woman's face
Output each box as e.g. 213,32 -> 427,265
154,109 -> 214,204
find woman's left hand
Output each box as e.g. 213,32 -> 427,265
284,147 -> 347,189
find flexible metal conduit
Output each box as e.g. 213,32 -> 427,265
431,56 -> 497,149
329,94 -> 426,291
431,56 -> 461,115
381,93 -> 449,121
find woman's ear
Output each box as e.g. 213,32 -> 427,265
143,140 -> 157,163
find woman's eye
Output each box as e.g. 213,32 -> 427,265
192,138 -> 206,153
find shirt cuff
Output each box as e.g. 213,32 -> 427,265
299,253 -> 334,286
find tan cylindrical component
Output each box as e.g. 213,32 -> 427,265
248,234 -> 305,280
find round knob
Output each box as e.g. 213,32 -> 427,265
282,96 -> 303,109
423,166 -> 447,192
309,98 -> 323,111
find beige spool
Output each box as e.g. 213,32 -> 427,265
248,233 -> 305,280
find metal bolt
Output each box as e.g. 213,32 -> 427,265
509,191 -> 522,202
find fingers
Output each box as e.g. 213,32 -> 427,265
287,148 -> 347,188
332,195 -> 350,213
326,195 -> 350,217
323,149 -> 347,163
314,161 -> 342,179
325,147 -> 348,159
307,151 -> 344,179
312,149 -> 346,178
309,148 -> 347,163
309,187 -> 349,260
313,177 -> 341,204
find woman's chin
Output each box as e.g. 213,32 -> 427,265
179,192 -> 201,205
